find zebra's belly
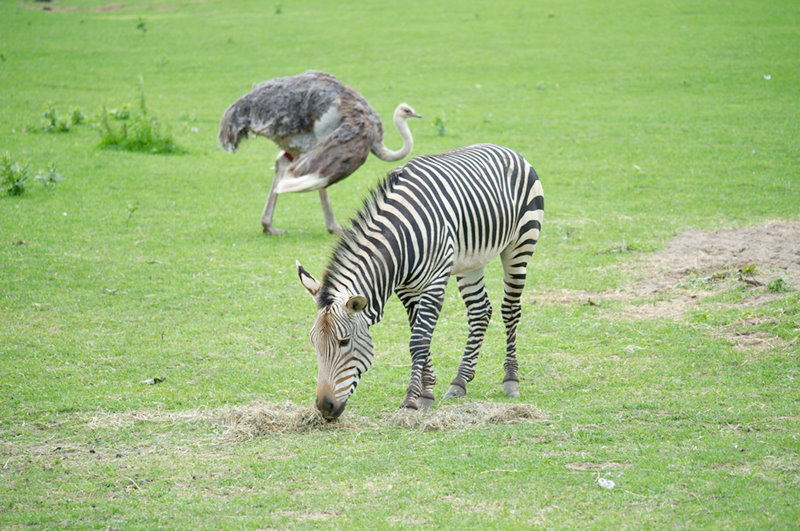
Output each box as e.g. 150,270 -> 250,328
451,246 -> 506,275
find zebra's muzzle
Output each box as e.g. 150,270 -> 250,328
316,394 -> 346,420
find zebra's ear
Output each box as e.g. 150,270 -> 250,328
345,295 -> 368,315
296,260 -> 321,298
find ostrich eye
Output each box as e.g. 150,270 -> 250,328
338,338 -> 350,348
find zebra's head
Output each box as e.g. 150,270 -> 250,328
297,261 -> 374,420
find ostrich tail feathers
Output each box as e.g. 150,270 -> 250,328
276,172 -> 328,194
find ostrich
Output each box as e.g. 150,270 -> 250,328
219,70 -> 421,234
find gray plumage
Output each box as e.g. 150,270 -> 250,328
219,71 -> 420,234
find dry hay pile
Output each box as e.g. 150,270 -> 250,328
218,400 -> 351,441
386,401 -> 545,431
216,400 -> 545,438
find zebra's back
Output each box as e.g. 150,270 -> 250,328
389,143 -> 543,276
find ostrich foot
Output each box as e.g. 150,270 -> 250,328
503,379 -> 520,398
262,224 -> 287,235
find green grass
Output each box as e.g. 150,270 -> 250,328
1,0 -> 799,528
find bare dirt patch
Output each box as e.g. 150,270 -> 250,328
565,461 -> 628,472
534,221 -> 799,324
643,221 -> 800,292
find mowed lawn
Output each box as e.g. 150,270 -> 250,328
1,0 -> 798,528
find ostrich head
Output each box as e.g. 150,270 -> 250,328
394,103 -> 421,122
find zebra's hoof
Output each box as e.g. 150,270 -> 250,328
503,380 -> 520,398
399,400 -> 419,411
443,384 -> 466,399
418,394 -> 435,409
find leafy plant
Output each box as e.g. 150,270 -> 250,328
106,105 -> 132,120
766,277 -> 792,293
1,152 -> 31,196
126,200 -> 140,223
70,107 -> 87,125
433,114 -> 447,136
738,264 -> 762,286
35,161 -> 64,188
95,78 -> 182,154
41,102 -> 71,132
685,271 -> 728,289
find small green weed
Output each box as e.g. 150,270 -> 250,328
70,107 -> 87,125
41,102 -> 71,132
35,162 -> 65,188
126,201 -> 140,223
433,114 -> 447,136
2,153 -> 65,195
685,271 -> 728,289
738,264 -> 762,286
598,241 -> 641,254
35,103 -> 87,132
1,151 -> 30,195
106,105 -> 132,120
766,278 -> 792,293
95,78 -> 182,154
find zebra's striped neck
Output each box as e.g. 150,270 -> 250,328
319,172 -> 402,324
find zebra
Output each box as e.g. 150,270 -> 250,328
296,143 -> 544,419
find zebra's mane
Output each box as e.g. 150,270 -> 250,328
318,167 -> 403,309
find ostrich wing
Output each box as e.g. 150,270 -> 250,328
219,71 -> 340,153
276,121 -> 373,193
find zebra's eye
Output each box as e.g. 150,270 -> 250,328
338,338 -> 350,348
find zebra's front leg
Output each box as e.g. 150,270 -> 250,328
401,290 -> 445,410
444,270 -> 492,399
418,358 -> 436,409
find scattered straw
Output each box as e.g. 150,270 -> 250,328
82,400 -> 546,440
218,400 -> 357,441
386,401 -> 545,431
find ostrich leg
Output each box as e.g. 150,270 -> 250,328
260,153 -> 290,235
319,189 -> 343,234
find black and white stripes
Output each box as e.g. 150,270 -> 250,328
297,143 -> 543,419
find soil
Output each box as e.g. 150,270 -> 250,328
643,221 -> 800,292
536,221 -> 800,328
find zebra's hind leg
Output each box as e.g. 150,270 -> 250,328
444,269 -> 492,399
500,247 -> 535,398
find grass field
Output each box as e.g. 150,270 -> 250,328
1,0 -> 799,528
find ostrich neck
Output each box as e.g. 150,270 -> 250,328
374,117 -> 413,162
